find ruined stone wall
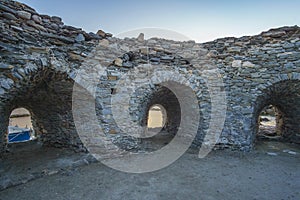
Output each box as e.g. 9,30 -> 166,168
0,0 -> 299,154
0,0 -> 111,151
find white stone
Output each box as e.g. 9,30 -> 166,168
242,61 -> 256,68
288,151 -> 297,155
99,39 -> 109,47
232,60 -> 242,68
32,15 -> 42,24
114,58 -> 123,67
17,11 -> 31,20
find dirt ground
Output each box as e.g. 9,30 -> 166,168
0,141 -> 299,200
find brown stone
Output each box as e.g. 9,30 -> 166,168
108,76 -> 117,81
97,30 -> 106,37
109,129 -> 117,134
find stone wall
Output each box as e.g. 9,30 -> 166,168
0,0 -> 111,151
0,0 -> 299,154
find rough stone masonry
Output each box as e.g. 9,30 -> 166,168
0,0 -> 299,155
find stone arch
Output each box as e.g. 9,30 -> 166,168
252,74 -> 300,144
141,85 -> 181,134
0,67 -> 84,152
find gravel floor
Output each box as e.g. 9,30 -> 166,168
0,141 -> 299,200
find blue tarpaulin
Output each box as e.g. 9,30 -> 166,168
8,131 -> 31,142
8,126 -> 31,143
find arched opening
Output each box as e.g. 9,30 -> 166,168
135,85 -> 181,151
0,68 -> 85,152
8,108 -> 35,143
257,105 -> 283,140
147,104 -> 167,129
0,68 -> 90,189
254,80 -> 300,145
142,104 -> 168,139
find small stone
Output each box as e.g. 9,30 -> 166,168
123,62 -> 133,68
48,170 -> 59,176
51,16 -> 62,23
26,20 -> 47,32
88,32 -> 101,40
251,73 -> 260,78
263,31 -> 286,38
0,87 -> 5,95
0,4 -> 16,14
12,71 -> 23,80
2,12 -> 17,20
242,61 -> 256,68
114,58 -> 123,67
105,33 -> 113,37
32,15 -> 42,24
75,34 -> 85,43
288,151 -> 297,155
150,57 -> 160,62
137,33 -> 144,42
0,78 -> 14,90
17,11 -> 32,20
0,63 -> 14,70
161,55 -> 175,60
267,152 -> 278,156
207,50 -> 218,58
68,53 -> 83,61
11,25 -> 23,32
109,129 -> 117,134
97,30 -> 106,37
227,46 -> 242,53
232,60 -> 242,68
225,56 -> 234,63
147,39 -> 158,45
40,58 -> 48,67
140,48 -> 148,54
108,76 -> 117,81
99,39 -> 109,47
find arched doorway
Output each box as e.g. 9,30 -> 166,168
8,108 -> 35,143
147,104 -> 167,129
0,68 -> 84,152
135,86 -> 181,151
257,105 -> 283,140
254,80 -> 300,145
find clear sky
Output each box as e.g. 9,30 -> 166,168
19,0 -> 300,42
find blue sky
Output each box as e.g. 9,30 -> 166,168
19,0 -> 300,42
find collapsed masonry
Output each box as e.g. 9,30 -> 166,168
0,0 -> 299,155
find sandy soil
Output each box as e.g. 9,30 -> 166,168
0,141 -> 299,200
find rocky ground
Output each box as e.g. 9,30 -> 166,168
0,141 -> 299,200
